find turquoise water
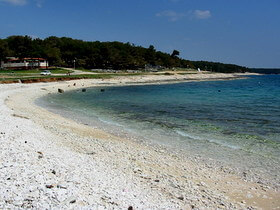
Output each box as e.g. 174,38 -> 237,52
38,75 -> 280,183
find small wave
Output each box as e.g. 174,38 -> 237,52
175,130 -> 241,150
98,117 -> 123,127
175,130 -> 203,140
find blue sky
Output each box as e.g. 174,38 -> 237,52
0,0 -> 279,68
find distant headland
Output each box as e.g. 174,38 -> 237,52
249,68 -> 280,74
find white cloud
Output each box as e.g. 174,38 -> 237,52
156,10 -> 186,22
0,0 -> 44,7
156,9 -> 212,22
193,10 -> 211,19
34,0 -> 43,8
0,0 -> 27,6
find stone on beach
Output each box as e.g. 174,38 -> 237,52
58,88 -> 64,93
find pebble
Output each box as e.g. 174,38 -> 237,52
177,196 -> 184,200
45,185 -> 54,189
133,168 -> 142,173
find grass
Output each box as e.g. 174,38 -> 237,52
0,65 -> 151,83
0,73 -> 141,83
1,68 -> 196,84
74,68 -> 94,72
0,69 -> 41,74
0,68 -> 73,75
49,68 -> 74,74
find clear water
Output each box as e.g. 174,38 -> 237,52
38,75 -> 280,184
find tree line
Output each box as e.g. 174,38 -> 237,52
0,35 -> 248,72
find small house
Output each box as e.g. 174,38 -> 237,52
0,57 -> 48,70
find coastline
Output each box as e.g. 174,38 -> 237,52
1,72 -> 279,209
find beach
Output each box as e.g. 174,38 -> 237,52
1,72 -> 279,209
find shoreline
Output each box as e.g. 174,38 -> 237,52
0,70 -> 259,85
1,72 -> 279,209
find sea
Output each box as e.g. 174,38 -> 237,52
37,74 -> 280,185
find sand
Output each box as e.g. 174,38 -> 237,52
0,72 -> 279,209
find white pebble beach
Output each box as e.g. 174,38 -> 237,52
0,73 -> 279,209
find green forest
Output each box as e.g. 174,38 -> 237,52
0,35 -> 248,73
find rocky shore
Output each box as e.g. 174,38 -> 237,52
0,73 -> 279,209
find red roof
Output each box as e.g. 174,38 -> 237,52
7,57 -> 46,61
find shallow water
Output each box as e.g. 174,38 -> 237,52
38,75 -> 280,184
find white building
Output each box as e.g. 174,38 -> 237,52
0,57 -> 48,70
